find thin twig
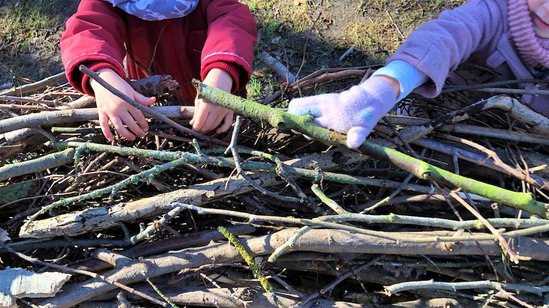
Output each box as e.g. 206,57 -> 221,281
385,279 -> 549,296
226,116 -> 301,203
311,183 -> 348,214
146,278 -> 179,308
449,190 -> 525,263
299,257 -> 380,307
129,206 -> 185,244
26,156 -> 190,222
361,174 -> 414,213
0,71 -> 66,96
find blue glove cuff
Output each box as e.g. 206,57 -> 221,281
371,60 -> 428,101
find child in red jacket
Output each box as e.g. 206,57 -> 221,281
61,0 -> 257,141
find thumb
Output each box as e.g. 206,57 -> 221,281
133,91 -> 156,106
346,126 -> 372,149
288,96 -> 319,114
288,99 -> 322,117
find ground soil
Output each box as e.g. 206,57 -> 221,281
0,0 -> 460,90
0,0 -> 79,86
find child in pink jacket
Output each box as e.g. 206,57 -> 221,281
289,0 -> 549,148
61,0 -> 256,141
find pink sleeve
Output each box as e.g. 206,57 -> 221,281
388,0 -> 505,97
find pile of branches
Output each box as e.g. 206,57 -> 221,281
1,65 -> 549,308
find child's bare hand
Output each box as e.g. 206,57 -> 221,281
90,68 -> 156,141
190,68 -> 234,133
191,100 -> 234,133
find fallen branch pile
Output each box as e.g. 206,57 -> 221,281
0,66 -> 548,308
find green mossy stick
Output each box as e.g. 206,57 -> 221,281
0,148 -> 75,182
217,226 -> 279,303
193,80 -> 548,218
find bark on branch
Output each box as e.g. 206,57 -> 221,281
0,148 -> 74,181
39,228 -> 549,307
0,106 -> 193,134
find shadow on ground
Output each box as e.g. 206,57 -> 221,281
0,0 -> 80,86
0,0 -> 457,95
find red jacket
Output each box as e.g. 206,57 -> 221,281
61,0 -> 257,105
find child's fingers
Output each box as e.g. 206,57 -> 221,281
288,96 -> 321,110
120,112 -> 146,138
98,112 -> 115,142
189,98 -> 204,127
199,112 -> 218,133
192,101 -> 217,133
216,111 -> 234,133
346,126 -> 371,149
206,106 -> 232,133
110,115 -> 136,141
288,103 -> 322,117
191,101 -> 234,133
190,105 -> 207,132
208,110 -> 226,132
288,92 -> 337,114
134,92 -> 156,106
128,108 -> 149,134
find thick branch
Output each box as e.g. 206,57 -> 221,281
0,106 -> 193,134
39,228 -> 549,307
0,148 -> 74,181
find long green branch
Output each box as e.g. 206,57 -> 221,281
50,141 -> 442,196
193,81 -> 548,218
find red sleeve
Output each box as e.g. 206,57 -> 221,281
199,0 -> 257,95
60,0 -> 127,95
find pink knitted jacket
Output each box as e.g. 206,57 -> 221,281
388,0 -> 549,116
